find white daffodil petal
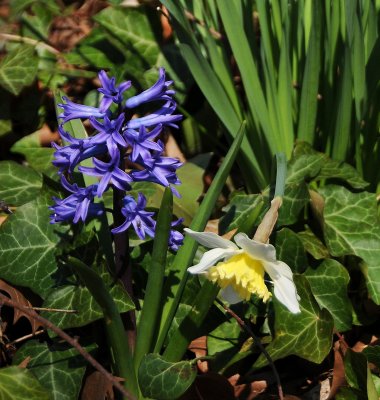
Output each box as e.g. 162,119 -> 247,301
184,228 -> 238,250
220,285 -> 243,304
187,247 -> 236,274
263,260 -> 301,314
234,233 -> 277,262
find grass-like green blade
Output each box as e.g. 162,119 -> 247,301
297,0 -> 321,145
68,256 -> 138,397
154,121 -> 247,353
331,46 -> 353,161
134,188 -> 173,370
216,0 -> 275,153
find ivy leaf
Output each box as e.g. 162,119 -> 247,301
297,228 -> 330,259
304,259 -> 352,331
93,8 -> 159,82
0,161 -> 42,206
0,366 -> 51,400
11,131 -> 56,179
319,185 -> 380,304
344,349 -> 378,400
275,228 -> 308,273
362,346 -> 380,370
138,354 -> 197,400
292,142 -> 368,189
0,193 -> 65,298
254,275 -> 334,369
13,340 -> 94,400
41,262 -> 134,329
220,193 -> 264,234
0,45 -> 39,95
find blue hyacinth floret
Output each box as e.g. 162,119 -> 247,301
50,68 -> 184,250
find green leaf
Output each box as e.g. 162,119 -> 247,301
207,319 -> 241,355
292,141 -> 368,189
0,161 -> 42,206
41,262 -> 134,329
0,45 -> 39,95
93,7 -> 159,81
220,193 -> 265,235
11,131 -> 56,179
0,193 -> 64,297
254,275 -> 334,369
344,349 -> 376,399
275,228 -> 308,273
0,366 -> 51,400
297,228 -> 330,260
138,354 -> 197,400
13,340 -> 93,400
304,259 -> 352,331
362,346 -> 380,370
319,185 -> 380,304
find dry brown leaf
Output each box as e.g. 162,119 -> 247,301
81,370 -> 114,400
229,374 -> 267,399
188,336 -> 208,373
0,280 -> 42,333
165,133 -> 186,162
180,372 -> 235,400
326,340 -> 346,400
18,356 -> 31,369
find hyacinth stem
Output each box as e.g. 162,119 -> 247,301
68,257 -> 138,397
134,188 -> 173,372
155,121 -> 247,353
112,140 -> 137,351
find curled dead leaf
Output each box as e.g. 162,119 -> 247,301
0,280 -> 42,333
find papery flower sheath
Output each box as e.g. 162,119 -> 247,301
184,228 -> 301,314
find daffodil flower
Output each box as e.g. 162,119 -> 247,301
185,228 -> 301,314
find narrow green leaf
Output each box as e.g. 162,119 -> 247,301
331,46 -> 353,161
156,122 -> 247,353
297,1 -> 321,144
138,354 -> 197,400
134,188 -> 173,370
41,262 -> 134,329
68,256 -> 138,397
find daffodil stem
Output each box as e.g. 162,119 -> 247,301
216,299 -> 284,400
155,121 -> 247,353
163,281 -> 219,361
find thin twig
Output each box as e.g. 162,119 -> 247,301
0,33 -> 60,55
29,307 -> 77,313
7,329 -> 45,346
216,299 -> 284,400
0,293 -> 134,400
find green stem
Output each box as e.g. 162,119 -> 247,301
68,257 -> 138,398
163,281 -> 219,361
154,121 -> 247,353
134,188 -> 173,370
274,152 -> 287,198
